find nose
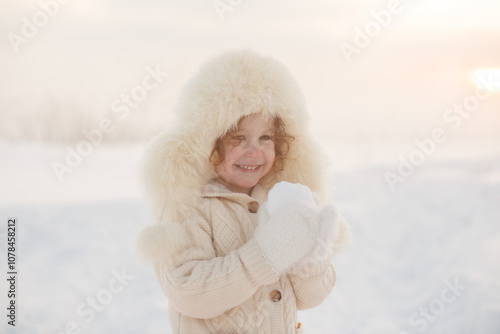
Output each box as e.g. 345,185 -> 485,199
244,140 -> 262,158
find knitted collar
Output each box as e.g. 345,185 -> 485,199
202,179 -> 268,206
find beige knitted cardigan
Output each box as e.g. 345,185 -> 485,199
149,181 -> 336,333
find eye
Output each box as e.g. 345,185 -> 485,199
229,135 -> 244,147
260,135 -> 274,141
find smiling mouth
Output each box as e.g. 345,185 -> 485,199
236,164 -> 261,171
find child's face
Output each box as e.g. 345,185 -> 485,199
215,114 -> 276,195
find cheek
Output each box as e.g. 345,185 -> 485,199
216,145 -> 243,173
214,162 -> 225,175
267,147 -> 276,165
223,146 -> 242,164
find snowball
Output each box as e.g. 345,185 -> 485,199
266,181 -> 317,215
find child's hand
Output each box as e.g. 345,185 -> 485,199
254,200 -> 320,276
266,181 -> 318,216
286,204 -> 340,278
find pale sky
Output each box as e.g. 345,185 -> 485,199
1,0 -> 499,142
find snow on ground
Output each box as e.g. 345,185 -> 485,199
0,140 -> 499,334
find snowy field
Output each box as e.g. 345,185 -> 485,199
1,140 -> 499,334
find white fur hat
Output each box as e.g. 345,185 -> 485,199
141,49 -> 328,223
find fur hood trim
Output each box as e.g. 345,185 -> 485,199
142,49 -> 329,222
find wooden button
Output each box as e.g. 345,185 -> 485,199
270,289 -> 282,302
248,201 -> 259,213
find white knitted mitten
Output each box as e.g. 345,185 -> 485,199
254,182 -> 320,275
287,204 -> 340,278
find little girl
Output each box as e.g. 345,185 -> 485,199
138,50 -> 350,334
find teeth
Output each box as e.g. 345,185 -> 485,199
238,165 -> 258,170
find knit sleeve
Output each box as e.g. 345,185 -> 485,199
289,261 -> 337,310
153,211 -> 278,319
